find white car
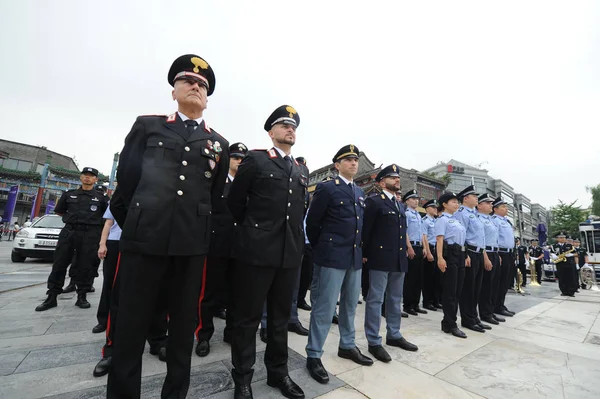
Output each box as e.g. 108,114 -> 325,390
11,215 -> 65,263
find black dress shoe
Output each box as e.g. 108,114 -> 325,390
62,281 -> 76,293
332,314 -> 339,324
481,316 -> 499,325
433,302 -> 443,309
267,375 -> 305,399
306,357 -> 329,383
234,383 -> 253,399
503,309 -> 515,316
93,356 -> 111,377
92,324 -> 106,334
401,312 -> 409,318
405,309 -> 418,316
150,346 -> 167,362
424,304 -> 437,311
386,337 -> 418,351
260,328 -> 267,343
75,294 -> 91,309
368,345 -> 391,362
415,307 -> 428,314
35,294 -> 57,312
338,347 -> 373,366
288,322 -> 309,336
195,340 -> 210,357
217,309 -> 227,320
297,300 -> 312,311
496,310 -> 513,317
492,314 -> 505,322
442,326 -> 467,338
477,322 -> 492,330
462,324 -> 485,333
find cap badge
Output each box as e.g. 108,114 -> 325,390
350,144 -> 355,153
191,57 -> 208,72
392,164 -> 397,172
285,106 -> 297,118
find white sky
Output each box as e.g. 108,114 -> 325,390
1,0 -> 598,209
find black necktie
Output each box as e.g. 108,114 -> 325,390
284,155 -> 293,172
392,197 -> 400,211
184,120 -> 198,140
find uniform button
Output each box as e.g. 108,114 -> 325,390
286,215 -> 290,220
182,160 -> 188,166
255,224 -> 259,227
340,201 -> 344,205
288,203 -> 291,207
289,190 -> 292,194
270,174 -> 274,177
380,246 -> 383,249
357,216 -> 360,219
234,222 -> 237,226
400,236 -> 403,239
158,141 -> 163,146
177,190 -> 183,196
354,244 -> 357,248
136,202 -> 139,206
329,238 -> 333,241
179,175 -> 185,180
355,203 -> 358,206
356,230 -> 359,233
400,247 -> 403,250
185,146 -> 190,152
289,178 -> 292,182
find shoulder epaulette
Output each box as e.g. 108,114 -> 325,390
335,179 -> 340,185
381,194 -> 386,199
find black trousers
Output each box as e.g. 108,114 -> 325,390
441,249 -> 465,329
231,261 -> 297,385
297,245 -> 313,304
517,262 -> 527,287
97,240 -> 119,326
459,251 -> 484,326
494,252 -> 514,313
569,261 -> 579,292
404,246 -> 423,310
47,225 -> 101,295
479,252 -> 499,319
107,252 -> 205,399
422,245 -> 436,306
102,251 -> 168,358
433,250 -> 443,305
196,255 -> 234,343
533,260 -> 543,284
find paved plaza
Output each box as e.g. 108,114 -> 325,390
1,240 -> 599,398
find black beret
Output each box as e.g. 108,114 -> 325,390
229,142 -> 248,158
264,105 -> 300,131
81,167 -> 98,176
332,144 -> 359,163
168,54 -> 216,96
376,164 -> 400,182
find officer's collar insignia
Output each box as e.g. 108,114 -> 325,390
286,106 -> 297,118
268,149 -> 277,158
166,113 -> 177,123
392,164 -> 397,172
335,179 -> 340,185
191,57 -> 209,72
204,121 -> 211,133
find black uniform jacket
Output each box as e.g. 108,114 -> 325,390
55,187 -> 108,226
111,113 -> 229,256
529,246 -> 544,263
306,178 -> 365,270
227,148 -> 308,268
362,192 -> 408,273
209,176 -> 235,258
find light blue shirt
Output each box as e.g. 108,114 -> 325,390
492,215 -> 514,249
478,212 -> 498,248
102,206 -> 122,241
405,207 -> 422,243
454,205 -> 485,248
435,212 -> 466,245
422,214 -> 437,245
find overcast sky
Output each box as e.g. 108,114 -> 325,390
1,1 -> 598,209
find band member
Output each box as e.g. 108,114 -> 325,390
477,193 -> 501,326
306,145 -> 373,384
435,192 -> 468,338
552,233 -> 577,296
402,189 -> 427,315
529,238 -> 544,285
362,165 -> 418,363
422,199 -> 440,311
492,197 -> 516,319
107,54 -> 229,398
515,238 -> 529,288
455,185 -> 492,334
36,167 -> 108,312
227,106 -> 306,399
574,238 -> 588,289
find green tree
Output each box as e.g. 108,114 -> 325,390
549,200 -> 586,239
586,184 -> 600,216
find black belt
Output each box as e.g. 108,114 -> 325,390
498,247 -> 513,253
485,246 -> 499,252
445,243 -> 465,252
466,244 -> 484,253
410,241 -> 422,247
65,224 -> 101,230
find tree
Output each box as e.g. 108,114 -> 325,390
549,200 -> 586,240
586,184 -> 600,216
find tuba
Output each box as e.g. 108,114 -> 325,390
516,269 -> 525,294
529,258 -> 540,286
579,264 -> 599,291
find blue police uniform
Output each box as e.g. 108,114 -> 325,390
421,205 -> 440,309
478,211 -> 500,321
403,190 -> 426,314
492,214 -> 516,314
455,205 -> 486,329
362,190 -> 408,347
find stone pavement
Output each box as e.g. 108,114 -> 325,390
1,255 -> 600,398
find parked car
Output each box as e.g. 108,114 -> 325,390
11,215 -> 64,262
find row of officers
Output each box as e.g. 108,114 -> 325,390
31,53 -> 578,399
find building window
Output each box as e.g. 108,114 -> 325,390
2,158 -> 18,169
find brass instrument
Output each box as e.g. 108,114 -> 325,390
579,264 -> 599,291
552,248 -> 575,264
516,269 -> 525,294
529,258 -> 540,286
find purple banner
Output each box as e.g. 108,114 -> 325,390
30,194 -> 37,220
45,200 -> 56,215
1,185 -> 19,223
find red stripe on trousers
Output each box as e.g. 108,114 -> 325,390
194,258 -> 208,340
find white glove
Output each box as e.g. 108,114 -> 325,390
550,254 -> 558,260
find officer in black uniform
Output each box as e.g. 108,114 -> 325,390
107,54 -> 229,398
35,167 -> 108,311
195,142 -> 248,358
552,232 -> 576,296
227,105 -> 306,399
529,239 -> 544,285
296,156 -> 313,312
574,238 -> 588,289
515,239 -> 529,288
